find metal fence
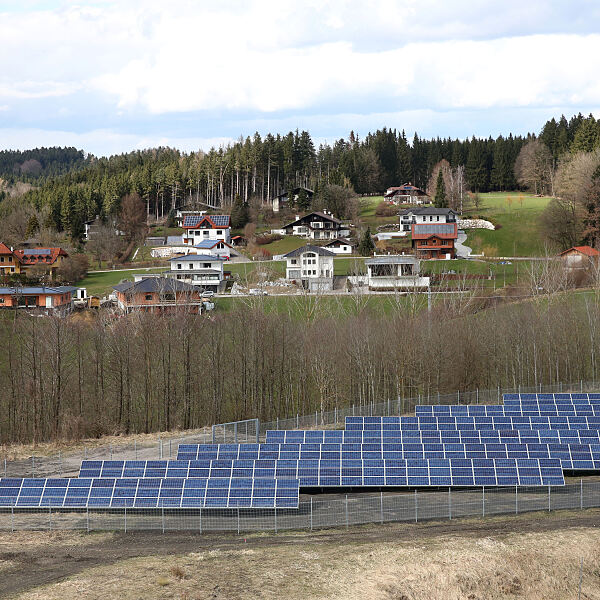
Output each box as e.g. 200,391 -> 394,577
260,379 -> 599,435
212,419 -> 259,444
2,379 -> 598,480
1,480 -> 598,533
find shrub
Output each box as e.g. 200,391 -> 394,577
375,201 -> 398,217
255,233 -> 282,245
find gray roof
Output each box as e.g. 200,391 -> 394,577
283,245 -> 336,258
323,237 -> 354,247
0,286 -> 77,295
166,235 -> 184,245
283,211 -> 342,228
168,254 -> 225,262
365,255 -> 418,265
398,207 -> 457,216
412,223 -> 457,235
113,278 -> 198,294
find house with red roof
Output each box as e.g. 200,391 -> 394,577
411,223 -> 458,259
559,246 -> 600,271
385,183 -> 429,205
181,215 -> 231,246
0,243 -> 68,279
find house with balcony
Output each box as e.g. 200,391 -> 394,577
113,277 -> 205,314
283,245 -> 335,292
181,215 -> 231,246
384,183 -> 429,204
411,223 -> 458,259
322,237 -> 355,255
192,239 -> 232,259
167,254 -> 228,292
399,207 -> 458,232
0,243 -> 69,279
363,255 -> 429,291
281,211 -> 350,241
0,285 -> 78,316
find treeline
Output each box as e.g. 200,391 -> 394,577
16,130 -> 532,238
0,147 -> 89,183
0,295 -> 598,445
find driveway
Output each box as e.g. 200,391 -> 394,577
455,230 -> 472,258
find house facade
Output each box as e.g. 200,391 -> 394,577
384,184 -> 428,204
399,208 -> 458,232
182,215 -> 231,246
283,245 -> 335,292
113,277 -> 205,313
282,211 -> 350,241
0,243 -> 69,279
192,239 -> 232,259
323,238 -> 355,255
411,223 -> 458,259
168,254 -> 227,292
559,246 -> 600,271
271,187 -> 314,212
363,255 -> 430,290
175,208 -> 206,227
0,285 -> 77,316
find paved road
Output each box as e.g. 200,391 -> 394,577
455,231 -> 472,258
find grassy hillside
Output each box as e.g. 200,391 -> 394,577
78,267 -> 166,297
464,192 -> 551,257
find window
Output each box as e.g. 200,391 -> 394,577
217,230 -> 222,235
291,259 -> 297,265
145,294 -> 153,300
436,216 -> 440,221
203,263 -> 211,269
203,231 -> 209,237
189,263 -> 194,269
0,298 -> 4,304
177,263 -> 182,269
0,257 -> 3,263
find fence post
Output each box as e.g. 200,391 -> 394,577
458,390 -> 460,405
169,439 -> 172,458
548,486 -> 551,512
380,492 -> 384,524
161,508 -> 165,533
515,485 -> 518,514
497,385 -> 500,403
84,446 -> 87,459
345,495 -> 349,529
59,451 -> 62,476
581,479 -> 583,510
86,507 -> 90,533
199,508 -> 202,533
124,507 -> 127,533
237,508 -> 240,534
414,490 -> 418,523
32,456 -> 35,478
581,379 -> 583,392
11,507 -> 14,532
296,414 -> 299,429
353,404 -> 355,416
476,389 -> 479,405
4,458 -> 6,477
274,508 -> 277,533
315,411 -> 318,427
276,418 -> 279,431
482,486 -> 485,517
110,444 -> 113,459
134,440 -> 137,460
335,407 -> 338,425
310,498 -> 313,531
48,507 -> 52,530
448,488 -> 452,520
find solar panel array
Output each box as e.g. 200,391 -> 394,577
182,215 -> 230,228
0,477 -> 298,508
7,391 -> 600,511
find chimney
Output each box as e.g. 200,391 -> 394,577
295,215 -> 300,220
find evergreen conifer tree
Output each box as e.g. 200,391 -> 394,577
358,226 -> 375,256
434,169 -> 447,208
230,194 -> 249,229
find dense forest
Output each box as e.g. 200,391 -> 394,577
0,293 -> 598,444
1,112 -> 598,243
0,147 -> 89,183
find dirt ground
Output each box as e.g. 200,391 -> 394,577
1,509 -> 600,599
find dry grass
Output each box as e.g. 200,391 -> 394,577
1,428 -> 210,460
11,526 -> 600,600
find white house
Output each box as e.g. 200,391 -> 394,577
167,254 -> 226,292
192,239 -> 232,259
322,238 -> 355,255
182,215 -> 231,246
282,211 -> 350,241
283,245 -> 335,292
363,255 -> 430,291
398,208 -> 458,232
175,208 -> 206,227
384,184 -> 429,204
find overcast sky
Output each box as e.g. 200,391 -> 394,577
1,0 -> 599,156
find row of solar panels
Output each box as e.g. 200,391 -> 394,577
343,416 -> 600,430
81,450 -> 590,478
503,394 -> 600,401
76,458 -> 564,487
258,429 -> 600,445
414,405 -> 600,416
0,478 -> 299,508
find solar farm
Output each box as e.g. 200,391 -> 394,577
2,393 -> 600,531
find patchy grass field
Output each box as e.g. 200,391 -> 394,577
464,192 -> 552,257
3,510 -> 600,600
252,235 -> 307,256
78,267 -> 166,297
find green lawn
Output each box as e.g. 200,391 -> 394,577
78,267 -> 167,297
464,192 -> 552,257
254,236 -> 307,256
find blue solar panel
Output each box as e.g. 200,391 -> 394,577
76,458 -> 564,487
0,477 -> 299,509
503,393 -> 600,404
415,404 -> 600,416
343,415 -> 600,431
182,215 -> 230,228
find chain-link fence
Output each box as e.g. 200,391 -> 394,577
260,379 -> 598,435
1,379 -> 597,480
0,480 -> 598,533
212,419 -> 259,444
